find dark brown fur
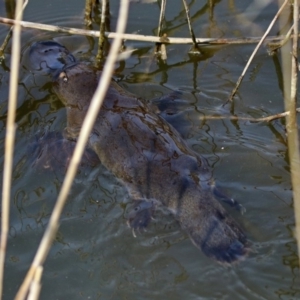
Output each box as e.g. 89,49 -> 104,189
53,63 -> 249,263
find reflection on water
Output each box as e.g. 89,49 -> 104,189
0,0 -> 299,299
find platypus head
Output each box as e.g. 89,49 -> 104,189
53,63 -> 99,110
29,41 -> 76,75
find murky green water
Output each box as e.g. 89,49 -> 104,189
0,0 -> 299,299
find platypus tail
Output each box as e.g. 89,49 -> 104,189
178,190 -> 249,263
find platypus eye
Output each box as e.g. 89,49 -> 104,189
58,71 -> 68,83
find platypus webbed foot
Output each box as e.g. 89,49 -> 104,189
201,236 -> 249,263
183,204 -> 249,263
126,200 -> 155,232
212,186 -> 246,214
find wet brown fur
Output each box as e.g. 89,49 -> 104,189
53,63 -> 250,263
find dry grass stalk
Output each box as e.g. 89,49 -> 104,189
227,0 -> 290,102
27,266 -> 43,300
14,0 -> 130,299
199,107 -> 300,123
182,0 -> 201,54
0,0 -> 24,299
0,16 -> 299,46
155,0 -> 167,57
157,0 -> 166,37
286,0 -> 300,264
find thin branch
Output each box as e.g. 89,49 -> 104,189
0,0 -> 24,299
226,0 -> 290,103
14,0 -> 130,299
0,17 -> 299,46
155,0 -> 167,57
157,0 -> 166,37
199,108 -> 300,123
182,0 -> 201,54
268,23 -> 293,53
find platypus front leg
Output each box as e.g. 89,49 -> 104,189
212,186 -> 246,214
126,200 -> 155,235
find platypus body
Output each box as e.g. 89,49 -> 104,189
29,41 -> 249,263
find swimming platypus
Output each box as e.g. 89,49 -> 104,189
29,41 -> 249,263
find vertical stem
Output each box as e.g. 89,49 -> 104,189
157,0 -> 166,37
14,0 -> 130,299
182,0 -> 200,53
279,0 -> 300,264
287,0 -> 300,263
227,0 -> 289,103
96,0 -> 108,65
156,0 -> 167,55
85,0 -> 93,26
0,0 -> 24,298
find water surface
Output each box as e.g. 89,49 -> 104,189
0,0 -> 299,299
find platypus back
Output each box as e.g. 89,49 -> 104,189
53,63 -> 250,263
29,41 -> 250,263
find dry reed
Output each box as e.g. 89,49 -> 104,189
0,16 -> 299,46
0,0 -> 24,299
227,0 -> 290,102
15,0 -> 130,299
96,0 -> 108,64
282,0 -> 300,264
0,1 -> 298,299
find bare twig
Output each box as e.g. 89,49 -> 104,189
157,0 -> 166,37
268,23 -> 293,53
182,0 -> 201,54
14,0 -> 130,299
254,108 -> 300,122
0,0 -> 28,59
0,0 -> 24,299
226,0 -> 289,103
0,17 -> 299,46
199,107 -> 300,123
155,0 -> 167,57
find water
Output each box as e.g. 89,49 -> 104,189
0,0 -> 299,299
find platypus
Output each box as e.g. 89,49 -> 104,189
29,41 -> 249,263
